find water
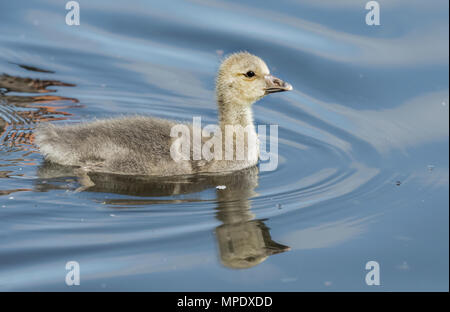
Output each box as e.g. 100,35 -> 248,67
0,0 -> 448,291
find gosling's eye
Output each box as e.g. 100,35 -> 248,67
244,71 -> 255,78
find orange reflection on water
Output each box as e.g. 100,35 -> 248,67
0,68 -> 79,195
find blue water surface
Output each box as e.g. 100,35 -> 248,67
0,0 -> 448,291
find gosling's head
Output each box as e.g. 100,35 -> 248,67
216,52 -> 292,107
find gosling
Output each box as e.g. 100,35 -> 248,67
35,52 -> 292,176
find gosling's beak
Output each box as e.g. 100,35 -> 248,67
264,74 -> 293,94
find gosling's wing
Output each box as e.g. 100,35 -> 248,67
34,116 -> 177,174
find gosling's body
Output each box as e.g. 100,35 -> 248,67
36,116 -> 189,176
36,116 -> 257,176
35,52 -> 292,176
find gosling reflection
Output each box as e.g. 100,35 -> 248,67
215,169 -> 290,269
35,163 -> 290,268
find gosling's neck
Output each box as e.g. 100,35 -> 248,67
217,95 -> 255,130
216,93 -> 260,163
